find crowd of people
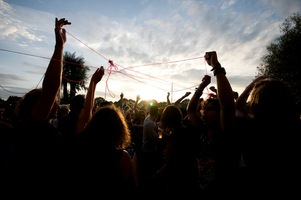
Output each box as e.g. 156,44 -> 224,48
1,17 -> 301,198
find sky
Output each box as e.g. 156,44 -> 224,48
1,0 -> 300,103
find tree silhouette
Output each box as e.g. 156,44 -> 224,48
62,51 -> 90,104
257,12 -> 301,110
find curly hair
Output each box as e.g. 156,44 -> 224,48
83,104 -> 131,150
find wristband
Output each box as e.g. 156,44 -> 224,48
213,67 -> 226,76
210,64 -> 221,71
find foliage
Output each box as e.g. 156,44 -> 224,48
61,51 -> 90,103
257,12 -> 301,111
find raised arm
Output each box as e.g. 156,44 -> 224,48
134,95 -> 140,113
76,66 -> 104,134
133,95 -> 141,120
235,76 -> 267,117
187,75 -> 211,127
167,92 -> 171,105
205,51 -> 235,133
174,92 -> 191,107
32,18 -> 71,122
119,92 -> 124,112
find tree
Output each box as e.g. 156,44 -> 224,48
62,51 -> 90,104
257,13 -> 301,111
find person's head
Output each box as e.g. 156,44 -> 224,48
15,89 -> 42,121
15,88 -> 61,122
125,109 -> 135,123
123,106 -> 130,113
160,105 -> 183,131
149,105 -> 158,117
137,110 -> 146,123
248,78 -> 298,125
15,88 -> 60,122
69,94 -> 85,114
93,100 -> 114,114
83,104 -> 131,150
201,98 -> 220,126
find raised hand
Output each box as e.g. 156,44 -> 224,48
91,66 -> 105,84
184,91 -> 191,97
204,51 -> 220,69
200,75 -> 211,89
136,95 -> 141,102
55,18 -> 71,46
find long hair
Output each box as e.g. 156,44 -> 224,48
14,88 -> 42,122
160,105 -> 183,131
83,104 -> 131,150
249,78 -> 297,126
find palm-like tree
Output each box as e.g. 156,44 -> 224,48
62,51 -> 90,104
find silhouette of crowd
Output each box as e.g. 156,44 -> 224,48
0,17 -> 300,198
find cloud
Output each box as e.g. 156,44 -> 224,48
0,0 -> 300,102
0,73 -> 27,84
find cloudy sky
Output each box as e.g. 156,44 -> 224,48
0,0 -> 300,103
